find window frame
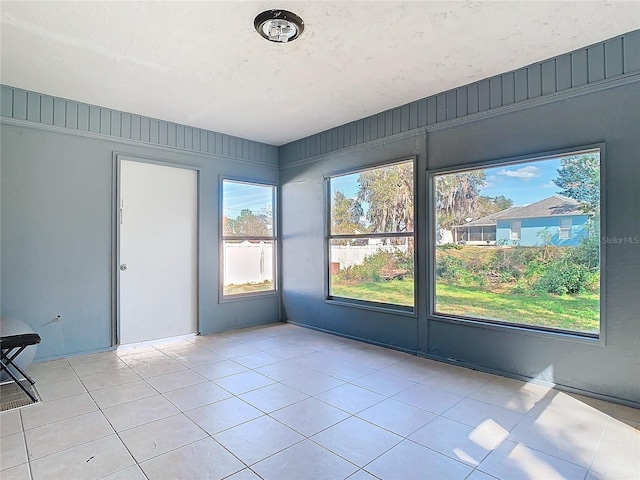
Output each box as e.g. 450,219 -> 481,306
324,157 -> 417,315
427,145 -> 606,343
219,177 -> 278,302
510,220 -> 521,240
559,218 -> 572,240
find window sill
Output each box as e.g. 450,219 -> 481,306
220,291 -> 278,303
428,312 -> 604,346
325,297 -> 416,317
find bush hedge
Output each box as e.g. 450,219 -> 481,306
435,229 -> 599,296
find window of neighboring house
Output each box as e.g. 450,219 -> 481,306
221,179 -> 276,297
327,159 -> 415,311
510,221 -> 521,240
559,218 -> 572,239
432,148 -> 601,336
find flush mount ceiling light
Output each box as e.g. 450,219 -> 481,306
254,10 -> 304,43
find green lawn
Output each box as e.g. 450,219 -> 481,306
436,283 -> 599,332
224,280 -> 274,296
332,279 -> 414,307
331,279 -> 599,333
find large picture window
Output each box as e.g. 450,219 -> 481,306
432,149 -> 601,335
221,179 -> 276,297
327,159 -> 415,310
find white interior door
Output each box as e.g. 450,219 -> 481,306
119,159 -> 198,344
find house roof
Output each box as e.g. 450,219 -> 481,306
497,195 -> 585,220
452,210 -> 514,228
453,196 -> 586,228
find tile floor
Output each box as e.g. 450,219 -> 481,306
1,323 -> 639,480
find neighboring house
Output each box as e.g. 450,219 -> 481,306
452,196 -> 590,247
452,212 -> 501,245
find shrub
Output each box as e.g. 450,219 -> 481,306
438,243 -> 462,250
434,244 -> 598,293
522,257 -> 547,279
339,249 -> 413,282
394,249 -> 415,276
435,256 -> 465,282
568,224 -> 600,269
496,268 -> 521,283
511,282 -> 527,294
535,262 -> 591,294
340,252 -> 387,282
435,255 -> 485,286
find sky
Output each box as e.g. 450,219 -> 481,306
332,155 -> 597,209
478,157 -> 563,206
223,180 -> 273,218
331,172 -> 370,218
331,172 -> 360,199
228,153 -> 596,219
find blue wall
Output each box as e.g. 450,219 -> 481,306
1,87 -> 280,360
2,31 -> 639,405
279,32 -> 640,404
496,215 -> 589,246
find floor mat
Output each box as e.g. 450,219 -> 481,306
0,379 -> 41,411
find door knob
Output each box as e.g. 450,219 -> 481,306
120,264 -> 127,271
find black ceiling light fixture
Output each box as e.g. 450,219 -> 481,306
254,9 -> 304,43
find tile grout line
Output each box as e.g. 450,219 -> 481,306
14,325 -> 638,480
18,408 -> 34,480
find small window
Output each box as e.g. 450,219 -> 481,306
510,221 -> 521,240
327,159 -> 415,310
432,149 -> 601,336
221,180 -> 276,297
559,218 -> 572,239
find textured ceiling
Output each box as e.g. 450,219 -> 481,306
1,1 -> 639,145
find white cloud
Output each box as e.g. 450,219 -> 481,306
541,181 -> 557,189
483,175 -> 499,188
498,165 -> 542,180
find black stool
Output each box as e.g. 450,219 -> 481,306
1,333 -> 42,403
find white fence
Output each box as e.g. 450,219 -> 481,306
436,229 -> 454,245
224,241 -> 273,285
331,244 -> 408,270
224,242 -> 408,285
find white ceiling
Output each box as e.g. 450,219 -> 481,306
1,1 -> 639,146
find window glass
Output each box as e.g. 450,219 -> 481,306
223,182 -> 274,237
559,218 -> 572,239
222,180 -> 276,296
433,150 -> 601,335
510,221 -> 521,240
328,160 -> 415,309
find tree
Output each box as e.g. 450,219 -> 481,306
553,153 -> 600,214
475,195 -> 514,219
224,209 -> 271,236
357,162 -> 413,233
435,171 -> 487,228
331,191 -> 364,235
490,195 -> 513,211
553,154 -> 600,272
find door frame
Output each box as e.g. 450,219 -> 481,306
111,153 -> 202,346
